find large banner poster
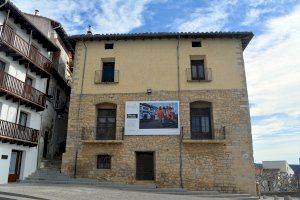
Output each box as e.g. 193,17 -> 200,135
125,101 -> 180,135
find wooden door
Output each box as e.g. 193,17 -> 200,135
8,150 -> 22,182
136,152 -> 154,180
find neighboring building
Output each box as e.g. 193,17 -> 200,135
0,1 -> 60,183
62,32 -> 256,195
23,12 -> 74,165
262,161 -> 294,176
256,161 -> 298,192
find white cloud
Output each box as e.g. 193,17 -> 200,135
11,0 -> 153,34
174,0 -> 237,32
244,4 -> 300,163
93,0 -> 151,34
253,133 -> 300,163
242,8 -> 274,26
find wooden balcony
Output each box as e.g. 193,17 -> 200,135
0,24 -> 52,78
0,71 -> 46,111
0,119 -> 39,147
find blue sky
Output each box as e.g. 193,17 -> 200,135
13,0 -> 300,164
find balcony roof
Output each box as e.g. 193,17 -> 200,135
0,0 -> 60,52
69,31 -> 254,50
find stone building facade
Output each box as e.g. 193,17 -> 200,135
62,32 -> 256,195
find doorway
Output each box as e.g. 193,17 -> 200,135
8,150 -> 23,182
43,131 -> 49,158
136,152 -> 155,180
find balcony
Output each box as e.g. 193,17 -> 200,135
0,24 -> 52,77
81,126 -> 124,144
0,119 -> 39,147
94,70 -> 119,84
186,68 -> 212,82
0,71 -> 46,111
182,126 -> 226,144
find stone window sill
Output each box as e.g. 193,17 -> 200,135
81,140 -> 123,144
182,139 -> 226,145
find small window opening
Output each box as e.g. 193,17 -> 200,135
105,43 -> 114,49
97,155 -> 111,169
192,41 -> 201,47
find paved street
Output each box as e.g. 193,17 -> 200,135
0,183 -> 257,200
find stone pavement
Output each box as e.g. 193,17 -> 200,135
0,183 -> 258,200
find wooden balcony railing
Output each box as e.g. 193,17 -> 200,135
81,126 -> 124,141
0,71 -> 46,108
0,119 -> 39,144
0,24 -> 52,73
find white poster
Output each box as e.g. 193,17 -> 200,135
125,101 -> 180,135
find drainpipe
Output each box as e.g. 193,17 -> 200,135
177,34 -> 184,189
74,40 -> 88,178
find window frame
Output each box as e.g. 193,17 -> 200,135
18,111 -> 29,127
191,60 -> 205,80
192,41 -> 201,47
96,108 -> 117,140
97,155 -> 112,169
104,43 -> 114,50
190,104 -> 213,140
101,62 -> 115,83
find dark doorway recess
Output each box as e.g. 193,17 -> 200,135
43,131 -> 49,158
136,152 -> 155,180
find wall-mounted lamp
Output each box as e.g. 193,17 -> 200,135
147,89 -> 152,94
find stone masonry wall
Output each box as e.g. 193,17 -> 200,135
62,89 -> 256,195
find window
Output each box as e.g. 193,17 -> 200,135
190,102 -> 212,139
19,111 -> 28,127
0,60 -> 6,72
97,108 -> 116,140
97,155 -> 111,169
105,43 -> 114,49
191,60 -> 205,80
192,41 -> 201,47
25,77 -> 33,86
102,62 -> 115,82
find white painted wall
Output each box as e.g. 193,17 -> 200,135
0,143 -> 38,184
0,97 -> 41,130
0,52 -> 47,93
263,161 -> 295,175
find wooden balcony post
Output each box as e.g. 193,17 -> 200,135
46,77 -> 50,96
1,9 -> 10,38
15,99 -> 20,124
3,9 -> 10,27
28,30 -> 33,55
